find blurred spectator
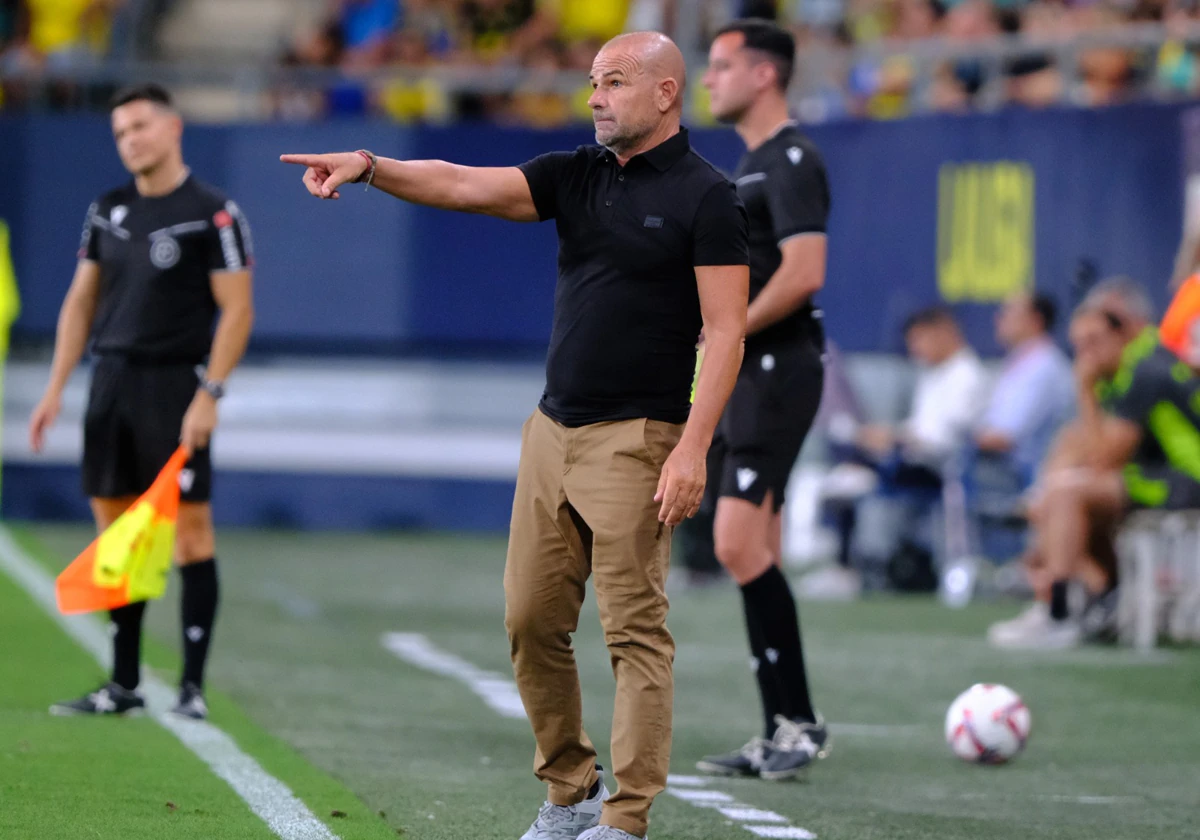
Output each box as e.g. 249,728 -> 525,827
337,0 -> 400,68
274,20 -> 346,120
505,39 -> 572,126
864,306 -> 987,467
1000,2 -> 1065,109
22,0 -> 126,65
1155,0 -> 1200,96
538,0 -> 635,45
822,307 -> 987,588
930,0 -> 1000,113
990,279 -> 1166,649
402,0 -> 457,58
458,0 -> 538,63
975,291 -> 1075,481
377,30 -> 452,123
1075,3 -> 1138,106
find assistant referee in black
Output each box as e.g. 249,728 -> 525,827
30,84 -> 254,720
696,19 -> 833,782
282,31 -> 748,840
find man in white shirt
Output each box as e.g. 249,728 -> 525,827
858,306 -> 988,469
822,307 -> 986,590
975,292 -> 1075,479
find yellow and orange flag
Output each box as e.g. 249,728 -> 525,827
56,447 -> 189,615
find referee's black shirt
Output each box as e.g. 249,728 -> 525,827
519,128 -> 749,427
79,175 -> 253,365
733,123 -> 830,353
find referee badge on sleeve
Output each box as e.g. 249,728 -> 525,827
150,235 -> 181,269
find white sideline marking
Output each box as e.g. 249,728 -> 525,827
958,792 -> 1143,805
743,828 -> 818,839
719,807 -> 789,823
0,526 -> 338,840
384,632 -> 820,839
666,788 -> 735,803
381,632 -> 527,719
828,723 -> 923,737
665,774 -> 709,786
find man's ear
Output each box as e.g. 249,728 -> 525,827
658,77 -> 680,114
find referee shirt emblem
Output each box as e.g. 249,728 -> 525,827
643,215 -> 664,228
150,235 -> 181,269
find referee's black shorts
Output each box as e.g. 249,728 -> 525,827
704,341 -> 824,514
82,355 -> 212,503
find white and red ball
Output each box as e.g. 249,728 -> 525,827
944,683 -> 1031,764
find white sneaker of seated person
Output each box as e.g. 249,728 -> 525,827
988,602 -> 1082,649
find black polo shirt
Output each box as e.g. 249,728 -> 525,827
519,128 -> 749,427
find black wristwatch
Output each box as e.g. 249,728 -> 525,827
195,366 -> 226,400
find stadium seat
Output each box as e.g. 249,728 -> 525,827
1117,510 -> 1200,650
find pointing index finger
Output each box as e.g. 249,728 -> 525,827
280,153 -> 323,166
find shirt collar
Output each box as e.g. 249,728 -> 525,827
616,127 -> 690,172
1098,326 -> 1160,400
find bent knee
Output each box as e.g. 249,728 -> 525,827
714,538 -> 772,584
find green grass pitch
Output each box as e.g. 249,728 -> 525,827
3,523 -> 1198,840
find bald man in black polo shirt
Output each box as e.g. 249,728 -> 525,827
282,31 -> 749,840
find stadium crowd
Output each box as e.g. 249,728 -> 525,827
275,0 -> 1200,122
3,0 -> 1200,121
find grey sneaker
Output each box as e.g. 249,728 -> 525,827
578,828 -> 644,840
520,770 -> 609,840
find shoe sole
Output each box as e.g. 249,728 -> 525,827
695,760 -> 758,777
48,705 -> 146,718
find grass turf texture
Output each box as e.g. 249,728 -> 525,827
11,524 -> 1200,839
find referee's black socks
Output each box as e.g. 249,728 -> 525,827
740,565 -> 817,734
110,600 -> 147,691
180,558 -> 219,689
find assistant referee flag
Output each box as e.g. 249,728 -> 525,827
56,447 -> 189,614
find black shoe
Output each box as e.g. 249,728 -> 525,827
49,682 -> 146,717
170,682 -> 208,720
759,715 -> 821,782
1081,587 -> 1120,644
696,736 -> 773,777
796,711 -> 832,760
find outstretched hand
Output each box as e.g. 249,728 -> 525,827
279,152 -> 370,200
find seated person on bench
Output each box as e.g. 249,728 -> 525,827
990,278 -> 1200,649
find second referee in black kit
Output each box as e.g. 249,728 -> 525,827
696,19 -> 833,782
30,85 -> 254,721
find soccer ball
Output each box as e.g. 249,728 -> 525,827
944,683 -> 1031,764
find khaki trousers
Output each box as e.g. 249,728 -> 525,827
504,408 -> 683,838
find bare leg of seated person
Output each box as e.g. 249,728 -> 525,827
989,475 -> 1121,649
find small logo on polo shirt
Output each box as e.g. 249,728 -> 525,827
736,467 -> 758,492
787,146 -> 804,165
643,215 -> 664,229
